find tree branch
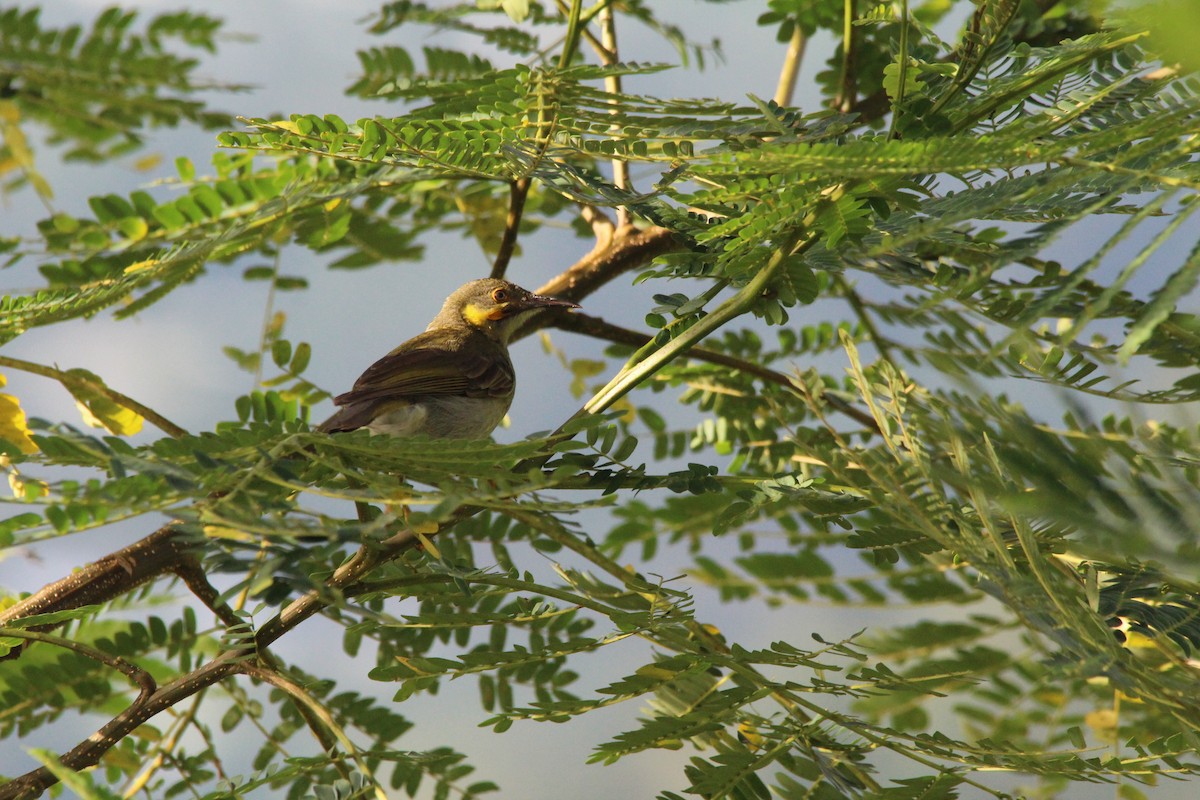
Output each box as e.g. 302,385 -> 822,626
240,664 -> 360,781
773,21 -> 807,107
0,648 -> 243,800
834,0 -> 858,113
535,224 -> 682,304
489,177 -> 531,279
595,2 -> 631,228
0,525 -> 241,661
506,223 -> 684,345
549,309 -> 880,431
0,355 -> 188,438
0,629 -> 156,697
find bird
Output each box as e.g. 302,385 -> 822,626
317,278 -> 579,438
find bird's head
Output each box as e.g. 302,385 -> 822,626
433,278 -> 579,343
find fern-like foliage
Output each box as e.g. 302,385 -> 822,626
2,2 -> 1200,800
0,6 -> 235,170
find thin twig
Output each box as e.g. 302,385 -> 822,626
583,234 -> 811,415
552,0 -> 614,62
253,250 -> 283,388
773,22 -> 807,107
887,0 -> 910,140
597,3 -> 631,228
0,354 -> 188,438
490,177 -> 531,279
558,0 -> 585,69
0,629 -> 156,698
847,2 -> 1102,125
834,0 -> 858,113
551,310 -> 880,432
240,664 -> 367,785
834,275 -> 895,365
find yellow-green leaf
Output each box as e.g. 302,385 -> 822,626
65,369 -> 144,436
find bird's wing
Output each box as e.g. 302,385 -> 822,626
332,333 -> 514,406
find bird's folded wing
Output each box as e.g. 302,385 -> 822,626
333,341 -> 514,406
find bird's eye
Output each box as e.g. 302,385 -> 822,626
491,288 -> 509,303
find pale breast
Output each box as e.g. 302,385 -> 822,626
366,395 -> 510,439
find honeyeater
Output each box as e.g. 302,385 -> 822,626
317,278 -> 579,438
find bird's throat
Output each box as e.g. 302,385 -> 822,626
463,302 -> 506,327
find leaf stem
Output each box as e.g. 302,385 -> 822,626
558,0 -> 584,69
583,234 -> 813,416
887,0 -> 909,140
834,275 -> 895,365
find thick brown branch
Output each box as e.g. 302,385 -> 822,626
0,527 -> 190,627
505,223 -> 685,344
0,514 -> 441,799
533,224 -> 683,305
0,649 -> 242,800
0,525 -> 241,661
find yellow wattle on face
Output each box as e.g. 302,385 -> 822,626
462,301 -> 506,328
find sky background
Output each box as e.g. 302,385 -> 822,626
1,2 -> 1196,798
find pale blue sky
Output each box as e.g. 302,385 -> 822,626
2,3 -> 1195,798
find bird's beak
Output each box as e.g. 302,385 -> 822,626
520,293 -> 580,313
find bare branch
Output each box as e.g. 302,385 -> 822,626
534,225 -> 682,304
0,355 -> 188,439
596,3 -> 631,228
550,310 -> 881,432
834,0 -> 859,113
490,177 -> 532,280
0,649 -> 242,800
509,224 -> 684,344
774,22 -> 807,107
